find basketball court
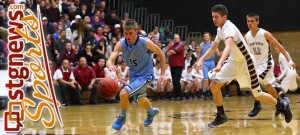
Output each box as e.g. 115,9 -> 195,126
0,95 -> 297,135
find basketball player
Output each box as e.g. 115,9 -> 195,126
195,4 -> 292,127
181,66 -> 199,99
107,19 -> 167,130
244,13 -> 296,117
151,61 -> 172,100
275,46 -> 298,96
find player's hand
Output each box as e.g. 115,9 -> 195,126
214,63 -> 222,72
195,60 -> 203,69
276,77 -> 281,82
109,65 -> 117,72
290,61 -> 296,69
160,75 -> 168,86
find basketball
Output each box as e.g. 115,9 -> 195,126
97,78 -> 119,99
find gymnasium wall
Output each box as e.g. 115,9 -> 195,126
139,0 -> 300,33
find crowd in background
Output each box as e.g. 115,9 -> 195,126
0,0 -> 299,105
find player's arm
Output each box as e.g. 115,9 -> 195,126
146,39 -> 166,75
107,42 -> 122,72
265,31 -> 295,67
116,68 -> 122,81
215,37 -> 233,72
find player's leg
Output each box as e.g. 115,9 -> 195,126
243,53 -> 292,123
192,78 -> 199,99
206,60 -> 235,127
202,61 -> 210,99
112,88 -> 130,130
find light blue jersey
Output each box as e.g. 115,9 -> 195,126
201,41 -> 215,61
120,36 -> 154,100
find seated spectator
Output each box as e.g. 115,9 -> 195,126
181,66 -> 199,100
46,2 -> 60,23
83,28 -> 96,48
115,55 -> 123,68
84,16 -> 91,25
62,14 -> 71,29
53,26 -> 62,41
42,17 -> 54,35
94,27 -> 107,41
68,5 -> 77,21
148,26 -> 160,41
93,38 -> 106,61
93,58 -> 106,80
53,59 -> 84,106
77,44 -> 94,67
104,65 -> 121,103
99,11 -> 106,24
89,1 -> 97,16
60,42 -> 77,68
117,61 -> 130,88
103,24 -> 112,44
0,9 -> 8,28
137,24 -> 147,36
184,53 -> 193,70
106,37 -> 117,58
77,4 -> 90,19
192,66 -> 203,99
112,24 -> 122,38
92,16 -> 103,30
73,57 -> 98,104
61,0 -> 70,15
54,30 -> 71,62
105,10 -> 120,28
188,40 -> 196,51
46,34 -> 55,61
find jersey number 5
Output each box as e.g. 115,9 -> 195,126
253,47 -> 261,55
129,59 -> 138,66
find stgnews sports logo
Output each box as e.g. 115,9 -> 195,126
3,4 -> 63,132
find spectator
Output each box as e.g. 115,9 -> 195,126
39,0 -> 48,18
105,10 -> 120,29
193,46 -> 201,61
73,57 -> 98,104
93,58 -> 106,79
148,26 -> 160,41
53,26 -> 62,41
77,4 -> 90,19
77,44 -> 94,67
60,42 -> 77,68
46,2 -> 60,23
46,34 -> 55,61
73,0 -> 80,10
167,34 -> 184,100
95,27 -> 107,41
112,24 -> 122,38
106,37 -> 117,58
93,38 -> 106,61
116,33 -> 122,41
42,17 -> 54,35
99,1 -> 109,15
92,16 -> 103,30
192,66 -> 203,99
76,19 -> 89,50
54,30 -> 71,62
104,64 -> 121,103
84,16 -> 91,24
117,61 -> 130,88
153,61 -> 172,101
137,24 -> 147,36
83,28 -> 96,48
0,9 -> 8,28
120,13 -> 129,27
160,26 -> 173,44
188,40 -> 196,51
103,24 -> 112,44
115,55 -> 123,68
68,5 -> 77,21
61,0 -> 70,15
89,2 -> 97,16
99,11 -> 106,24
181,66 -> 199,99
90,10 -> 100,22
184,53 -> 193,70
62,14 -> 71,29
53,59 -> 84,106
66,22 -> 77,44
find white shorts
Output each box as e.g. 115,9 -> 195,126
257,61 -> 276,86
280,68 -> 298,93
209,56 -> 262,97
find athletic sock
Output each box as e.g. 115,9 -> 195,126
120,110 -> 127,116
254,101 -> 261,106
275,99 -> 283,109
217,106 -> 225,114
147,107 -> 154,113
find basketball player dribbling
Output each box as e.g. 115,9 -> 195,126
244,13 -> 296,117
106,19 -> 167,130
195,4 -> 292,127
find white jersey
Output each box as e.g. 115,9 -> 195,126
104,67 -> 118,80
165,67 -> 172,80
278,52 -> 298,92
245,28 -> 271,65
153,67 -> 161,79
181,69 -> 194,81
118,66 -> 129,79
184,58 -> 192,69
214,20 -> 251,62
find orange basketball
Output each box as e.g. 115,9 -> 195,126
97,78 -> 119,99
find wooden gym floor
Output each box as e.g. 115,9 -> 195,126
1,94 -> 300,135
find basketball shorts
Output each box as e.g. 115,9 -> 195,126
257,61 -> 276,86
208,55 -> 263,97
124,74 -> 154,100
